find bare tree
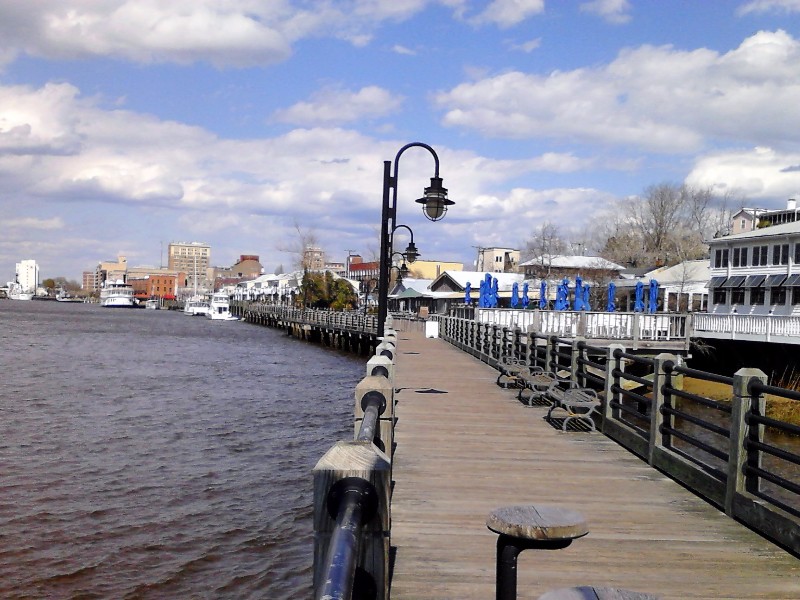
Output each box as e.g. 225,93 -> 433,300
522,221 -> 568,278
277,222 -> 321,271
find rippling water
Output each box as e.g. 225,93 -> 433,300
0,300 -> 364,599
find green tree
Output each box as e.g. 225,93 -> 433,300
42,278 -> 56,290
299,271 -> 357,310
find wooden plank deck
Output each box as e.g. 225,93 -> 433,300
389,330 -> 799,600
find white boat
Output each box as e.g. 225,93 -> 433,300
100,279 -> 136,308
56,289 -> 83,303
206,292 -> 238,321
144,299 -> 161,310
6,282 -> 33,300
183,296 -> 210,316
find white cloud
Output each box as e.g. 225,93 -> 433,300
509,37 -> 542,53
470,0 -> 545,28
580,0 -> 632,24
685,146 -> 800,201
435,30 -> 800,153
6,217 -> 64,230
737,0 -> 800,15
272,86 -> 404,126
392,44 -> 417,55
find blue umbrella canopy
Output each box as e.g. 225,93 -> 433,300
465,281 -> 472,305
479,280 -> 486,307
539,280 -> 547,309
511,281 -> 519,308
522,282 -> 529,308
555,278 -> 570,310
648,279 -> 659,313
491,277 -> 499,308
574,276 -> 584,311
583,284 -> 591,311
606,281 -> 616,312
634,280 -> 645,312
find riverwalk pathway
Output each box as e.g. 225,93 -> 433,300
389,328 -> 799,599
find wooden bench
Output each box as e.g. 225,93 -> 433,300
545,386 -> 600,431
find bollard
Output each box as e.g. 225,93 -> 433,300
354,376 -> 394,455
367,354 -> 394,380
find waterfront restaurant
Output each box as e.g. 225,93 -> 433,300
708,219 -> 800,316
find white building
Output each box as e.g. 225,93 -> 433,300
707,219 -> 800,316
15,259 -> 39,293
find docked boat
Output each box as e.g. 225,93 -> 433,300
144,299 -> 161,310
206,292 -> 238,321
183,296 -> 210,316
7,282 -> 33,300
100,279 -> 136,308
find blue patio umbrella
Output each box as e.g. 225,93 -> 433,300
491,277 -> 499,308
648,279 -> 659,313
555,278 -> 570,311
634,280 -> 645,312
583,284 -> 591,311
539,280 -> 547,309
464,281 -> 472,305
511,281 -> 519,308
574,276 -> 584,311
606,281 -> 616,312
522,282 -> 530,308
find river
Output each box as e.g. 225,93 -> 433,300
0,300 -> 365,599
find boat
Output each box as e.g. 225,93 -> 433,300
56,289 -> 83,303
183,296 -> 210,316
100,279 -> 136,308
6,282 -> 33,300
206,292 -> 239,321
144,299 -> 161,310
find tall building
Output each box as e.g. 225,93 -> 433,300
303,246 -> 325,271
15,259 -> 39,293
168,242 -> 211,291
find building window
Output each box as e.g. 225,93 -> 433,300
741,219 -> 746,230
714,249 -> 721,267
732,248 -> 740,267
731,288 -> 745,305
753,245 -> 768,266
713,289 -> 727,304
795,243 -> 800,265
792,289 -> 800,305
750,288 -> 765,305
722,248 -> 729,267
772,287 -> 787,305
741,247 -> 748,266
772,244 -> 789,265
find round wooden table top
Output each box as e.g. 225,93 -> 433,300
486,505 -> 589,541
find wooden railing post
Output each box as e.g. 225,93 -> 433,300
727,368 -> 768,516
603,344 -> 625,431
313,442 -> 391,600
649,353 -> 677,465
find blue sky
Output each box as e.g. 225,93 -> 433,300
2,0 -> 800,281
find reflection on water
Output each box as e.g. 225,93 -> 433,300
0,301 -> 364,599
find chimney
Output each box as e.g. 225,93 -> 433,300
788,198 -> 797,210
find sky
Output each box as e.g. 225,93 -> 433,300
2,0 -> 800,281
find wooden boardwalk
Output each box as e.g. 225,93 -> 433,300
389,329 -> 799,600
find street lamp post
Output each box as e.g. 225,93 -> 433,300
377,142 -> 453,337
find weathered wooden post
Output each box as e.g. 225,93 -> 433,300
313,442 -> 391,600
726,368 -> 768,516
355,375 -> 394,457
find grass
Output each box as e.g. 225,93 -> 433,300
682,377 -> 800,428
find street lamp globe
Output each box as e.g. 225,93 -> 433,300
404,241 -> 419,263
415,176 -> 453,221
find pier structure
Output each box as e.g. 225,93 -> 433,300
234,301 -> 798,596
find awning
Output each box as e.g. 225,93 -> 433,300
784,274 -> 800,287
721,275 -> 745,288
707,276 -> 727,289
744,274 -> 766,288
765,274 -> 787,287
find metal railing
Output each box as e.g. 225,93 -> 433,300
436,314 -> 800,555
312,325 -> 397,599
